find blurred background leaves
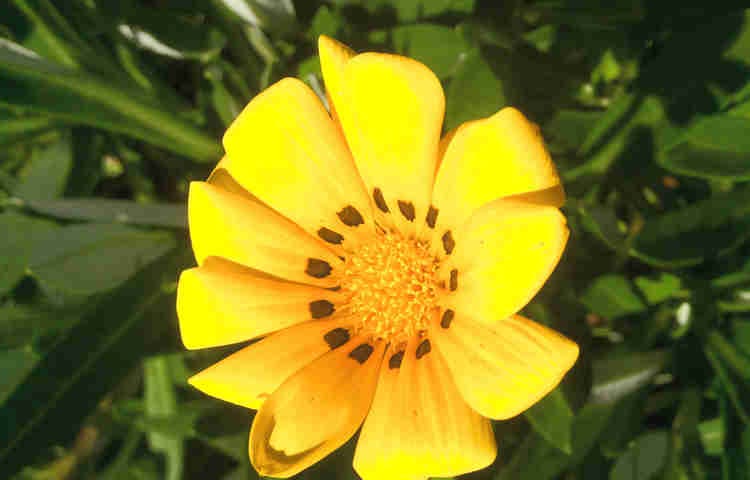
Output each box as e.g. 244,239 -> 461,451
1,0 -> 750,479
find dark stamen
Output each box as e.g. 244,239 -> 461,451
441,309 -> 454,328
306,258 -> 332,278
449,269 -> 458,291
373,188 -> 389,213
349,343 -> 374,364
324,327 -> 350,349
442,231 -> 455,254
337,206 -> 364,227
388,350 -> 405,369
416,339 -> 431,359
426,206 -> 438,228
318,227 -> 344,245
310,300 -> 335,318
397,201 -> 415,222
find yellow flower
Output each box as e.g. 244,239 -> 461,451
176,36 -> 579,479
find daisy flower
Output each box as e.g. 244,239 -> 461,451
177,35 -> 579,479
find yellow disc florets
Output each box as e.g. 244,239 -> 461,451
341,231 -> 440,346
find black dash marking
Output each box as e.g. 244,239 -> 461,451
337,206 -> 364,227
397,201 -> 415,222
426,206 -> 438,228
349,343 -> 374,364
416,339 -> 431,359
324,327 -> 350,349
441,309 -> 454,328
388,350 -> 405,369
306,258 -> 332,278
449,269 -> 458,291
310,300 -> 335,318
318,227 -> 344,245
373,188 -> 389,213
442,231 -> 455,254
327,285 -> 341,291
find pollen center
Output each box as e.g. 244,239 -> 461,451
342,232 -> 439,345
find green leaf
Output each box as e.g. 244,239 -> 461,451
660,115 -> 750,180
0,247 -> 183,477
119,9 -> 226,62
0,347 -> 38,404
609,431 -> 670,480
496,402 -> 615,480
358,0 -> 474,21
28,223 -> 175,297
0,111 -> 59,147
218,0 -> 296,36
590,350 -> 668,404
634,273 -> 682,305
580,275 -> 646,319
144,357 -> 183,480
0,303 -> 78,349
445,49 -> 506,130
524,388 -> 574,454
371,24 -> 470,79
22,198 -> 187,228
14,136 -> 72,201
632,186 -> 750,267
698,417 -> 725,456
0,212 -> 57,295
0,39 -> 221,161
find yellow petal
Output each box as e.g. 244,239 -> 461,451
354,339 -> 496,480
249,337 -> 385,478
432,107 -> 563,233
333,52 -> 445,235
177,257 -> 346,349
439,198 -> 568,322
222,77 -> 373,250
188,317 -> 355,409
318,35 -> 355,122
188,181 -> 342,288
431,313 -> 579,420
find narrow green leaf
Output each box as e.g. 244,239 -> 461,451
609,431 -> 670,480
0,212 -> 57,295
0,347 -> 38,405
144,357 -> 183,480
0,39 -> 221,161
0,111 -> 59,146
28,223 -> 175,297
0,247 -> 183,477
524,388 -> 574,454
14,136 -> 72,201
21,198 -> 187,228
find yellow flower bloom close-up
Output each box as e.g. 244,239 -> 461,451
176,35 -> 579,480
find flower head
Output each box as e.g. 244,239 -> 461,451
177,36 -> 579,479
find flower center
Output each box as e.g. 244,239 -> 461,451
341,231 -> 440,345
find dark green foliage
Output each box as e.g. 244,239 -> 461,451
1,1 -> 750,479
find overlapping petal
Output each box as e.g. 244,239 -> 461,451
249,337 -> 385,478
430,313 -> 579,420
188,317 -> 354,409
320,43 -> 445,235
222,77 -> 373,250
354,340 -> 496,480
439,197 -> 568,322
188,181 -> 342,288
176,257 -> 346,349
432,107 -> 564,234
